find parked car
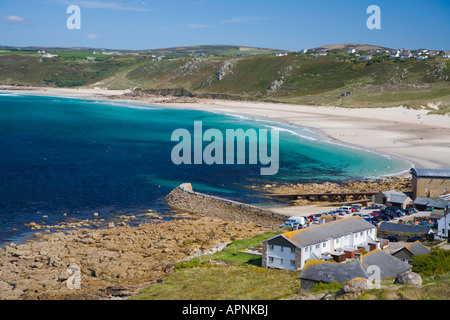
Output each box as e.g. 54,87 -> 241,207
338,206 -> 353,214
386,235 -> 399,242
282,216 -> 306,228
370,212 -> 379,217
335,209 -> 348,216
351,205 -> 361,212
407,235 -> 426,242
361,214 -> 372,221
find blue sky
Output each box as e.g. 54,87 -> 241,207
0,0 -> 449,50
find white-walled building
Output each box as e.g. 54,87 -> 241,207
437,207 -> 450,238
262,217 -> 378,271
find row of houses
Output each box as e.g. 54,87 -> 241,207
389,49 -> 449,59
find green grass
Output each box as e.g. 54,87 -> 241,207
133,264 -> 301,300
357,273 -> 450,300
1,49 -> 448,107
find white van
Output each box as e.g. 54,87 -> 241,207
282,216 -> 306,228
338,206 -> 353,214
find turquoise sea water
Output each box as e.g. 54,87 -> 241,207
0,93 -> 411,243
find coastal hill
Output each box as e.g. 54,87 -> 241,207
0,43 -> 449,110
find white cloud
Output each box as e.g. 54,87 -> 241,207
48,0 -> 149,12
188,23 -> 213,29
220,16 -> 276,24
1,15 -> 26,24
87,33 -> 98,39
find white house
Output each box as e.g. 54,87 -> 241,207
389,50 -> 400,59
276,52 -> 288,57
262,216 -> 378,271
399,51 -> 412,59
347,49 -> 356,54
298,49 -> 308,55
443,51 -> 450,59
42,53 -> 58,58
437,207 -> 450,238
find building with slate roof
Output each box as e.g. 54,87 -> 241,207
374,190 -> 412,209
391,241 -> 430,262
360,250 -> 412,279
299,260 -> 368,291
378,222 -> 433,235
410,168 -> 450,199
413,197 -> 450,211
262,216 -> 378,271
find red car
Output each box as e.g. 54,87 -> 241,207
370,212 -> 379,217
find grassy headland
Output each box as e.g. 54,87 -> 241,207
1,44 -> 449,110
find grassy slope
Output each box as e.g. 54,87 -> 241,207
132,230 -> 450,300
1,49 -> 449,109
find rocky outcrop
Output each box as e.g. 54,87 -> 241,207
216,59 -> 236,81
0,214 -> 268,300
394,271 -> 422,286
165,183 -> 286,228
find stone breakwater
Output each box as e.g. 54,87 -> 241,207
0,214 -> 268,300
165,183 -> 287,228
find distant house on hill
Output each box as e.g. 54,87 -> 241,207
391,241 -> 430,263
276,52 -> 288,57
443,51 -> 450,59
86,57 -> 96,61
42,53 -> 58,58
359,55 -> 372,61
298,49 -> 308,55
347,49 -> 356,54
389,50 -> 400,58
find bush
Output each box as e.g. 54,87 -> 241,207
411,247 -> 450,277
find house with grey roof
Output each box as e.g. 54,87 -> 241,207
299,260 -> 368,291
391,241 -> 430,262
374,190 -> 412,209
413,197 -> 450,211
262,216 -> 378,271
378,222 -> 433,235
361,250 -> 412,279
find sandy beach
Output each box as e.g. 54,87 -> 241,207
1,86 -> 449,170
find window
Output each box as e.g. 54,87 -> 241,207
280,259 -> 283,265
290,247 -> 295,253
269,257 -> 274,262
304,247 -> 309,252
315,244 -> 320,249
322,242 -> 326,248
280,246 -> 284,252
290,260 -> 295,266
355,234 -> 358,238
335,238 -> 340,244
269,244 -> 274,250
360,232 -> 363,236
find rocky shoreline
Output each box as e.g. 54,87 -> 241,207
0,212 -> 269,300
264,176 -> 412,206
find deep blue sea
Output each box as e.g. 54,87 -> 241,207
0,93 -> 411,243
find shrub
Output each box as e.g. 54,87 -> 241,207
411,247 -> 450,277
